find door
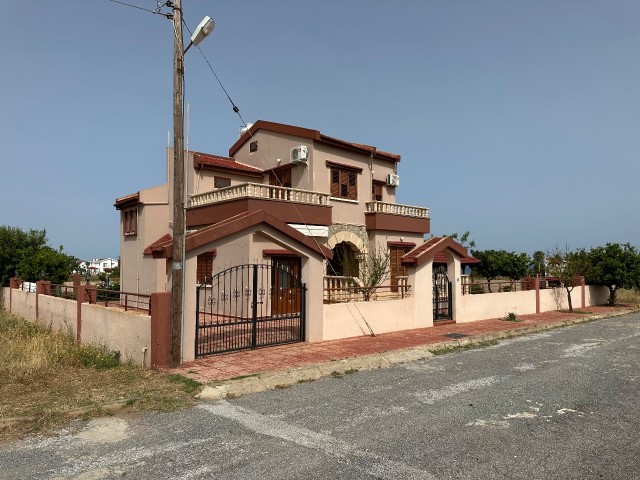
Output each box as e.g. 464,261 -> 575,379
270,256 -> 301,315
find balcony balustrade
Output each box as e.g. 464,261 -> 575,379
188,183 -> 331,208
365,201 -> 430,219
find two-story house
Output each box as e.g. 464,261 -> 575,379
115,120 -> 431,297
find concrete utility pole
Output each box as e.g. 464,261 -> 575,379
170,0 -> 185,368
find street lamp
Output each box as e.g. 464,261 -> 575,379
184,16 -> 215,53
170,2 -> 215,367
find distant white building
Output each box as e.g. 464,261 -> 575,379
87,258 -> 119,274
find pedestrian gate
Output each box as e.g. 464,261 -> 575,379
433,266 -> 452,321
195,263 -> 306,357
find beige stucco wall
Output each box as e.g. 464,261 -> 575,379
459,285 -> 610,322
81,304 -> 151,367
322,297 -> 417,340
37,295 -> 77,335
232,130 -> 315,191
119,183 -> 170,295
6,289 -> 36,320
459,290 -> 536,323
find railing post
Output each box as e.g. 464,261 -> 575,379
534,277 -> 540,313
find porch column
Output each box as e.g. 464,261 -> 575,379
445,251 -> 462,321
412,259 -> 433,327
303,255 -> 325,342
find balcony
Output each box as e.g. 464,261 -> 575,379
364,201 -> 431,234
186,183 -> 332,228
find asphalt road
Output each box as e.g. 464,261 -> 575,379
2,313 -> 639,479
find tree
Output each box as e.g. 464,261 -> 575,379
586,243 -> 640,306
532,250 -> 546,276
546,244 -> 590,312
443,231 -> 476,250
0,226 -> 47,286
472,249 -> 531,292
471,250 -> 507,293
503,252 -> 531,283
336,245 -> 391,301
17,245 -> 78,285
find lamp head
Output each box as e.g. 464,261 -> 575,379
191,16 -> 215,46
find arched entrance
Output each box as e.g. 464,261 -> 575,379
328,241 -> 360,277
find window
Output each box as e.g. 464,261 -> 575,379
123,208 -> 137,236
330,168 -> 358,200
269,166 -> 292,188
372,181 -> 385,201
389,244 -> 414,291
214,176 -> 231,188
197,252 -> 215,284
250,141 -> 258,152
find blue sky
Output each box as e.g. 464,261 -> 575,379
1,1 -> 639,261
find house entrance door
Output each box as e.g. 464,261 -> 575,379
270,257 -> 302,316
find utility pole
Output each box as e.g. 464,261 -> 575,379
170,0 -> 185,367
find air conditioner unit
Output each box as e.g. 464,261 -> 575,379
386,173 -> 400,187
290,145 -> 309,165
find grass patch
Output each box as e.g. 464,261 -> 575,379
0,311 -> 199,444
167,374 -> 202,394
616,289 -> 640,305
274,384 -> 290,390
344,368 -> 359,375
330,370 -> 344,378
430,340 -> 499,356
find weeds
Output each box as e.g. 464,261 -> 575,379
503,312 -> 522,322
430,340 -> 499,355
0,311 -> 198,444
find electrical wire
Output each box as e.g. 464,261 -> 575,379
180,19 -> 340,276
107,0 -> 173,18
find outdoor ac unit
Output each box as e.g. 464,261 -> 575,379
290,145 -> 309,165
386,173 -> 400,187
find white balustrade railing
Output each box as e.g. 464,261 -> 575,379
188,183 -> 331,208
365,201 -> 430,218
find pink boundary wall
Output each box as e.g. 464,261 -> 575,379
2,280 -> 170,368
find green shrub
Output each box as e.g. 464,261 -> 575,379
503,312 -> 521,322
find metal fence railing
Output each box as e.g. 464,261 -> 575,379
461,277 -> 566,295
324,283 -> 412,304
91,289 -> 151,314
49,284 -> 78,299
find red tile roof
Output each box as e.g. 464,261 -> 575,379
193,151 -> 264,177
229,120 -> 401,163
402,237 -> 477,267
144,210 -> 333,261
114,192 -> 140,210
143,233 -> 172,255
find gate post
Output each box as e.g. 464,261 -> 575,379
251,265 -> 258,348
150,292 -> 171,368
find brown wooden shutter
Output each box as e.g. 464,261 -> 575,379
197,253 -> 214,283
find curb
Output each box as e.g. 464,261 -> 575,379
196,308 -> 636,401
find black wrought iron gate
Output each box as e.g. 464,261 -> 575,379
433,266 -> 452,321
195,263 -> 306,357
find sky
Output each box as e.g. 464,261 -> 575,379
1,1 -> 639,261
